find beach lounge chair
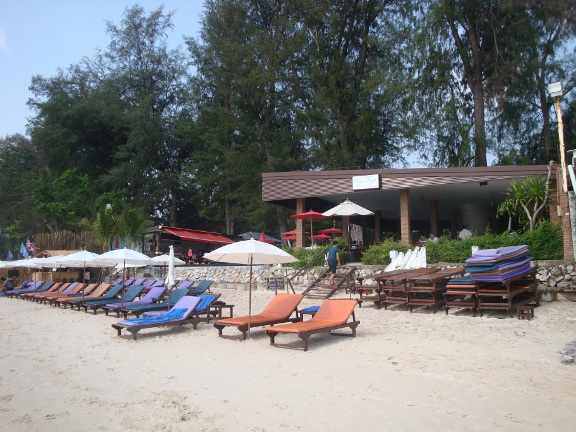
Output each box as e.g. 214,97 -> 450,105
214,293 -> 304,340
19,282 -> 64,300
111,296 -> 202,340
82,284 -> 145,314
143,293 -> 221,320
64,283 -> 122,310
119,287 -> 191,319
265,299 -> 360,351
175,280 -> 194,290
6,281 -> 47,298
102,286 -> 167,317
188,280 -> 213,296
51,283 -> 109,307
34,282 -> 82,302
42,283 -> 92,304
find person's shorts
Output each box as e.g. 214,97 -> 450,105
327,259 -> 337,274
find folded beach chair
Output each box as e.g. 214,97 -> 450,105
64,283 -> 122,310
102,286 -> 167,317
51,283 -> 107,307
189,280 -> 213,296
82,284 -> 145,314
214,293 -> 304,340
112,296 -> 202,340
265,299 -> 360,351
42,283 -> 92,304
119,287 -> 191,319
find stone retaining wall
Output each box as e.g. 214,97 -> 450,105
172,261 -> 576,298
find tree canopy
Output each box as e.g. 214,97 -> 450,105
1,1 -> 574,253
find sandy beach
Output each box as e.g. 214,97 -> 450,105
1,288 -> 575,432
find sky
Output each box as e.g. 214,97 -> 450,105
0,0 -> 205,138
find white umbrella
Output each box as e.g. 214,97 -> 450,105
204,239 -> 298,338
94,248 -> 155,308
322,199 -> 373,251
322,198 -> 374,217
152,254 -> 186,266
164,245 -> 176,290
57,251 -> 108,300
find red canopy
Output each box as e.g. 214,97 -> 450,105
282,234 -> 297,241
290,210 -> 330,221
311,234 -> 331,239
289,210 -> 329,244
319,227 -> 343,235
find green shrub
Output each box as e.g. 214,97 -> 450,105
360,223 -> 563,264
519,220 -> 563,260
361,239 -> 410,265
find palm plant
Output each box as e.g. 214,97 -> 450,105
497,163 -> 555,232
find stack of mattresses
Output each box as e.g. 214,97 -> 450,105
465,245 -> 533,282
464,245 -> 537,317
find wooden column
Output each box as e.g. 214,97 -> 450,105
296,198 -> 305,249
400,189 -> 411,245
374,211 -> 381,244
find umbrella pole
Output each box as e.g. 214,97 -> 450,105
121,259 -> 126,309
247,255 -> 253,339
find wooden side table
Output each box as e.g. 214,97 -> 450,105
206,304 -> 234,322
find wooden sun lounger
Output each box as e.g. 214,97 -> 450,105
265,299 -> 360,351
214,293 -> 304,340
406,267 -> 466,313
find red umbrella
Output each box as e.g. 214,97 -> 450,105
282,234 -> 297,241
282,229 -> 308,236
311,234 -> 331,239
319,227 -> 343,235
258,232 -> 276,244
290,210 -> 329,244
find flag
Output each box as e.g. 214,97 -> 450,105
6,249 -> 13,261
26,237 -> 36,252
20,243 -> 29,259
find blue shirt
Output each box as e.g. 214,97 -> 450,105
327,246 -> 339,261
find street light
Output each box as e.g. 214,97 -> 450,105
548,81 -> 567,192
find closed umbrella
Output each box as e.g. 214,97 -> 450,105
204,239 -> 298,338
290,210 -> 329,245
165,245 -> 176,290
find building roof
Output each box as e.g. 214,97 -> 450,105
262,165 -> 555,221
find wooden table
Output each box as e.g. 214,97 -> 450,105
206,304 -> 234,322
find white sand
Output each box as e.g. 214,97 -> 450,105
1,289 -> 576,432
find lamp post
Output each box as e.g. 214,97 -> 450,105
548,81 -> 567,192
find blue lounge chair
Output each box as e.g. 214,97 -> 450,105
102,286 -> 167,317
119,288 -> 190,319
82,284 -> 145,314
112,296 -> 202,340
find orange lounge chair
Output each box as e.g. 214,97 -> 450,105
265,299 -> 360,351
55,283 -> 111,308
43,283 -> 95,305
19,282 -> 64,300
34,283 -> 81,302
214,293 -> 304,340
